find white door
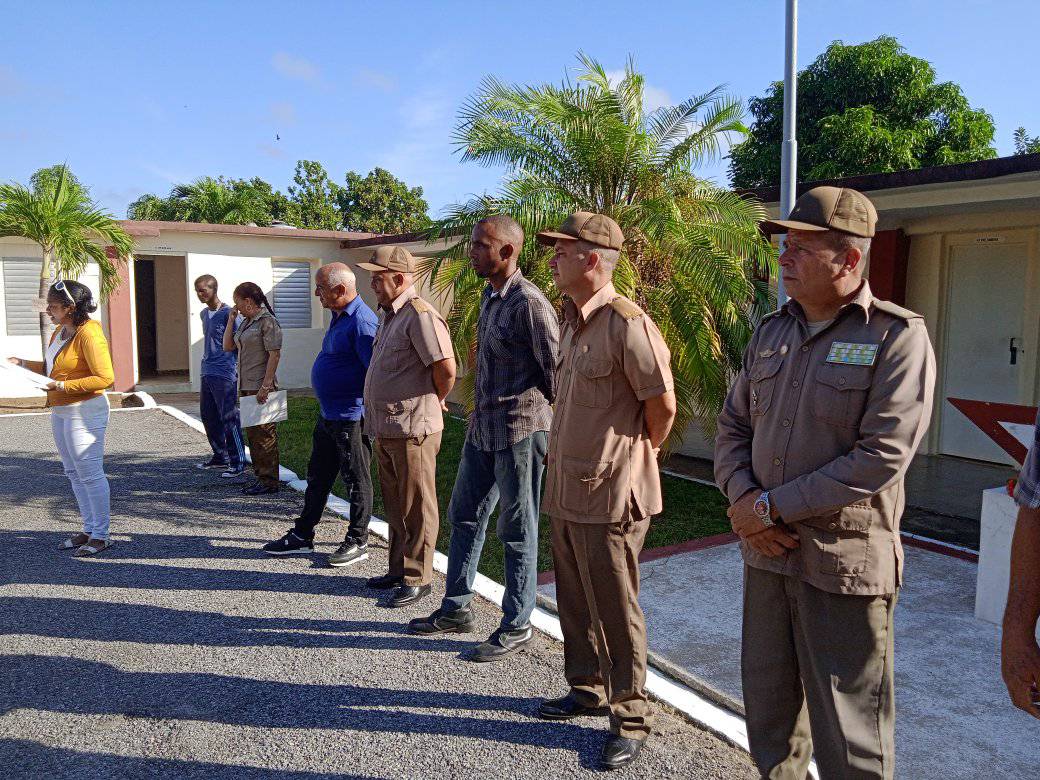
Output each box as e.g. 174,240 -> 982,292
939,242 -> 1028,465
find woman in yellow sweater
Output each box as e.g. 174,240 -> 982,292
7,280 -> 115,556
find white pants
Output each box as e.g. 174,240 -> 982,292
51,395 -> 111,540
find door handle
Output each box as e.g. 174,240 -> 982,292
1010,337 -> 1020,366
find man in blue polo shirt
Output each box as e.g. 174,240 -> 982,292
193,275 -> 245,478
263,263 -> 378,567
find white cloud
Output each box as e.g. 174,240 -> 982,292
604,69 -> 672,113
268,101 -> 297,125
140,163 -> 187,185
272,52 -> 320,82
258,143 -> 287,159
375,90 -> 456,193
354,68 -> 397,93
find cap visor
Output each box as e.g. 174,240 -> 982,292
535,230 -> 578,246
356,262 -> 388,272
761,219 -> 830,235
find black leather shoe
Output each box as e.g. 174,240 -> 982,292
387,584 -> 431,607
468,625 -> 533,662
409,608 -> 476,635
600,735 -> 645,770
366,573 -> 404,590
537,692 -> 606,720
243,482 -> 278,496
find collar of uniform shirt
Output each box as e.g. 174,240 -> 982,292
384,284 -> 419,315
563,281 -> 617,327
782,279 -> 876,326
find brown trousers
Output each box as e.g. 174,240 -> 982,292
550,514 -> 652,739
375,432 -> 442,586
742,565 -> 897,780
240,391 -> 280,489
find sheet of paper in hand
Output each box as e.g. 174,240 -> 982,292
0,360 -> 52,389
240,390 -> 288,427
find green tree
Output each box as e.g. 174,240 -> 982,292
0,165 -> 134,353
730,36 -> 997,189
229,177 -> 296,226
128,176 -> 296,226
425,54 -> 775,444
1013,127 -> 1040,155
31,165 -> 91,202
287,160 -> 341,230
338,167 -> 431,233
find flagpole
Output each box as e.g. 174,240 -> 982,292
777,0 -> 798,306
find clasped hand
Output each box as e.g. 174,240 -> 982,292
728,490 -> 799,558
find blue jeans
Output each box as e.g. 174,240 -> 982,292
441,431 -> 547,632
200,375 -> 244,468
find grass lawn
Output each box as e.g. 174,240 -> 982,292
277,397 -> 730,583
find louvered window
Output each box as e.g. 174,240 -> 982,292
271,260 -> 312,329
3,258 -> 42,336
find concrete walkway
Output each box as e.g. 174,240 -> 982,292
542,538 -> 1038,780
0,409 -> 754,779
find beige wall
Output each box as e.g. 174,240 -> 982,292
153,256 -> 189,372
902,213 -> 1040,455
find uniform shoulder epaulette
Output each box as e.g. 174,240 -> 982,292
872,299 -> 922,321
609,296 -> 643,320
760,307 -> 785,323
409,297 -> 432,314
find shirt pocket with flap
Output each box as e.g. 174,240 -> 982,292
388,332 -> 413,372
800,502 -> 873,578
811,363 -> 873,428
574,356 -> 613,409
748,355 -> 784,417
559,456 -> 620,517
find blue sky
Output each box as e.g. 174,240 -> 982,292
3,0 -> 1037,222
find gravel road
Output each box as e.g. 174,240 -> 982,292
0,409 -> 756,779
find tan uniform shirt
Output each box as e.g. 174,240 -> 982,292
233,307 -> 282,393
714,281 -> 936,595
363,285 -> 454,439
544,283 -> 674,524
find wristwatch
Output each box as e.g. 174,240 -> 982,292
753,491 -> 775,528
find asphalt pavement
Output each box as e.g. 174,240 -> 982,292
0,409 -> 756,779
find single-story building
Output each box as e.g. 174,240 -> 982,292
0,221 -> 451,395
1,153 -> 1036,469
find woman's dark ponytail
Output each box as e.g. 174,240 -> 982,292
232,282 -> 275,317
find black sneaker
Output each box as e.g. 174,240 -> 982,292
196,458 -> 228,470
263,530 -> 314,556
243,481 -> 279,496
220,466 -> 245,479
328,540 -> 369,568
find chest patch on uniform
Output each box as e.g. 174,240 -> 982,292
826,342 -> 879,366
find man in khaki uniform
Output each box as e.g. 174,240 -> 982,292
536,213 -> 676,771
359,245 -> 456,608
715,187 -> 936,780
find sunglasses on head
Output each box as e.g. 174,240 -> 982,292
53,280 -> 75,306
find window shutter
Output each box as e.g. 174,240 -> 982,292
3,258 -> 43,336
271,261 -> 312,329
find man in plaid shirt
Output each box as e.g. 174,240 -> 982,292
1002,407 -> 1040,720
411,215 -> 559,661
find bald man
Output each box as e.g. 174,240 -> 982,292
263,263 -> 379,565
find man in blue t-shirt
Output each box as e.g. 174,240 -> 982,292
194,275 -> 245,478
263,263 -> 378,567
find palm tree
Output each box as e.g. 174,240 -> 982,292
168,177 -> 266,224
0,165 -> 134,354
423,54 -> 776,446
